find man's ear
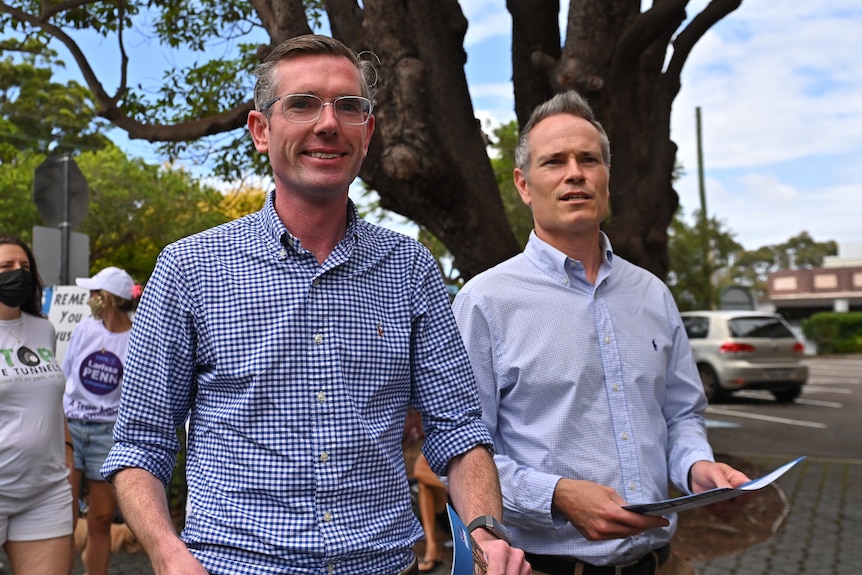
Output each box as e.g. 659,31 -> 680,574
513,168 -> 532,207
247,110 -> 270,153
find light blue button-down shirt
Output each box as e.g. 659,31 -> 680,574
102,195 -> 492,575
452,231 -> 713,566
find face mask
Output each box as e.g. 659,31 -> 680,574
0,268 -> 34,308
88,294 -> 106,319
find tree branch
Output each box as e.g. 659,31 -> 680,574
666,0 -> 742,79
616,0 -> 687,66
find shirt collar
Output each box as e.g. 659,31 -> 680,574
523,230 -> 614,284
258,191 -> 360,255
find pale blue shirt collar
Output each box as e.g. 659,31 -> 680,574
521,230 -> 615,288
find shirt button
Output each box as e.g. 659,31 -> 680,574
604,336 -> 611,344
279,248 -> 287,258
562,278 -> 569,284
327,565 -> 335,573
323,511 -> 332,522
320,452 -> 330,462
314,333 -> 323,344
612,384 -> 619,391
317,391 -> 326,402
621,432 -> 629,440
313,278 -> 321,287
629,482 -> 637,490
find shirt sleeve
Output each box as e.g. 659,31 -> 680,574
452,286 -> 562,530
101,248 -> 197,486
409,251 -> 494,476
661,292 -> 715,494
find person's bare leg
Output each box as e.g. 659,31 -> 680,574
82,480 -> 117,575
413,455 -> 448,571
418,482 -> 443,563
5,536 -> 72,575
69,467 -> 84,574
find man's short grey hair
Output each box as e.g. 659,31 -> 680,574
253,34 -> 378,118
513,90 -> 611,177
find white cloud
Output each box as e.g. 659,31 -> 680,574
460,0 -> 511,47
666,1 -> 862,252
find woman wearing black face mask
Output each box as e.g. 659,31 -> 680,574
0,235 -> 74,574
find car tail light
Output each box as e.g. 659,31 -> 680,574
719,342 -> 755,354
792,342 -> 804,354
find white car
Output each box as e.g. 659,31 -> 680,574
681,310 -> 809,403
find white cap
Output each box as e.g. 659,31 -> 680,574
76,266 -> 135,300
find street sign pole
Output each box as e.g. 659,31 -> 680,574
60,153 -> 71,285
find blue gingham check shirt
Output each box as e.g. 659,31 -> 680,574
102,195 -> 492,575
451,231 -> 714,566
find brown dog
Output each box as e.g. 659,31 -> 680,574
73,520 -> 143,555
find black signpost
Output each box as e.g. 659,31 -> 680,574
33,152 -> 89,284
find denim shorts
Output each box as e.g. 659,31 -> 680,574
68,419 -> 116,481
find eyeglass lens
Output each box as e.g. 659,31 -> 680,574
281,94 -> 372,125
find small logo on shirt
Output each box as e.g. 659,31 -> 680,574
17,346 -> 41,366
377,322 -> 384,337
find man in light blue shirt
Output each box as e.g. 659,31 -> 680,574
452,90 -> 749,575
102,35 -> 529,575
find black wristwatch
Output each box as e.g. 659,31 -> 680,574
467,515 -> 512,545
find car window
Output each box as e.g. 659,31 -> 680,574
728,316 -> 794,338
683,316 -> 709,339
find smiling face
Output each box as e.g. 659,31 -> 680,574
247,54 -> 375,203
514,113 -> 610,252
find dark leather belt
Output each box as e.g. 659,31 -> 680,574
525,544 -> 670,575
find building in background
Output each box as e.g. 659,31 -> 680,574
767,242 -> 862,323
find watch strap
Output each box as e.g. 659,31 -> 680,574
466,514 -> 512,544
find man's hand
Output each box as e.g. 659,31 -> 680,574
552,479 -> 669,540
471,529 -> 531,575
689,460 -> 752,518
149,547 -> 209,575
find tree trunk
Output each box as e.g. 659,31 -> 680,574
335,0 -> 521,280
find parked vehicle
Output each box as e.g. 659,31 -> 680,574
681,310 -> 809,402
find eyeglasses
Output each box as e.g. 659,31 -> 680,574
261,93 -> 374,126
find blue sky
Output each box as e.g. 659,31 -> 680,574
46,1 -> 862,256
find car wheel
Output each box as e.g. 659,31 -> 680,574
697,364 -> 724,401
772,387 -> 802,403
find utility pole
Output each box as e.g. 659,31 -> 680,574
696,107 -> 713,309
60,152 -> 72,285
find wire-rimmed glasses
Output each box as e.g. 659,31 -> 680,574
261,93 -> 374,126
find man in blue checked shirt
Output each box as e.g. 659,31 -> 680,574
451,90 -> 751,575
101,35 -> 529,575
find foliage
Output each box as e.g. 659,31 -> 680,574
74,146 -> 230,283
490,120 -> 532,248
667,210 -> 838,309
725,232 -> 838,302
0,150 -> 42,244
0,50 -> 111,159
0,145 -> 231,284
220,183 -> 268,220
802,312 -> 862,355
667,208 -> 742,310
